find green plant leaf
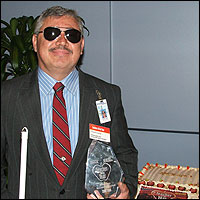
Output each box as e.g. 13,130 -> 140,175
1,47 -> 6,56
27,50 -> 38,70
1,15 -> 38,81
1,57 -> 9,72
18,16 -> 29,36
1,71 -> 12,81
1,28 -> 10,44
12,45 -> 19,70
27,16 -> 34,29
1,41 -> 11,52
24,28 -> 34,44
1,20 -> 10,27
1,23 -> 13,40
1,54 -> 11,63
13,35 -> 26,54
1,57 -> 11,81
10,17 -> 18,36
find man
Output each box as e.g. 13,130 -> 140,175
1,6 -> 138,199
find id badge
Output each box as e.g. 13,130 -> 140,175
96,99 -> 111,124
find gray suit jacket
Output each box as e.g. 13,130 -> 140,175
1,68 -> 138,199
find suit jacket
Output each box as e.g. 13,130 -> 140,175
1,67 -> 138,199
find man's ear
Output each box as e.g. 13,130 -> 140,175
80,37 -> 85,55
32,34 -> 38,52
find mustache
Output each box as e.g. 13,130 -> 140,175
49,45 -> 73,54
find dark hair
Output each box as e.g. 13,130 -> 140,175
34,6 -> 89,36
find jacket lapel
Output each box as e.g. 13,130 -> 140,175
17,69 -> 57,183
66,69 -> 98,179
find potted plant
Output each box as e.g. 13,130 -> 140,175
1,15 -> 39,81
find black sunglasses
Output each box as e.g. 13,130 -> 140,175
38,27 -> 82,43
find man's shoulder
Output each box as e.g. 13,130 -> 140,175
1,69 -> 37,88
78,68 -> 120,91
1,69 -> 38,99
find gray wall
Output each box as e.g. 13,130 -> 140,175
1,1 -> 199,170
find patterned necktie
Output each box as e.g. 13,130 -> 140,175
52,82 -> 72,185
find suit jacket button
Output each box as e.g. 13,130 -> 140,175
60,189 -> 65,195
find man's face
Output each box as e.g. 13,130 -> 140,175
32,15 -> 84,78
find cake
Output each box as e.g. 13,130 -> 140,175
136,163 -> 199,199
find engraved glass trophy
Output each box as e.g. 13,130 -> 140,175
85,140 -> 124,198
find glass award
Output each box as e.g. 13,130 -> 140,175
85,140 -> 124,198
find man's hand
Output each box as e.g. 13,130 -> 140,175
87,190 -> 104,199
110,182 -> 130,199
87,182 -> 130,199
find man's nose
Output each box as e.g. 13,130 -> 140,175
56,32 -> 69,45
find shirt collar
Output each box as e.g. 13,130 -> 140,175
38,67 -> 79,96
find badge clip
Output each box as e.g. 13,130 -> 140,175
96,90 -> 103,101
